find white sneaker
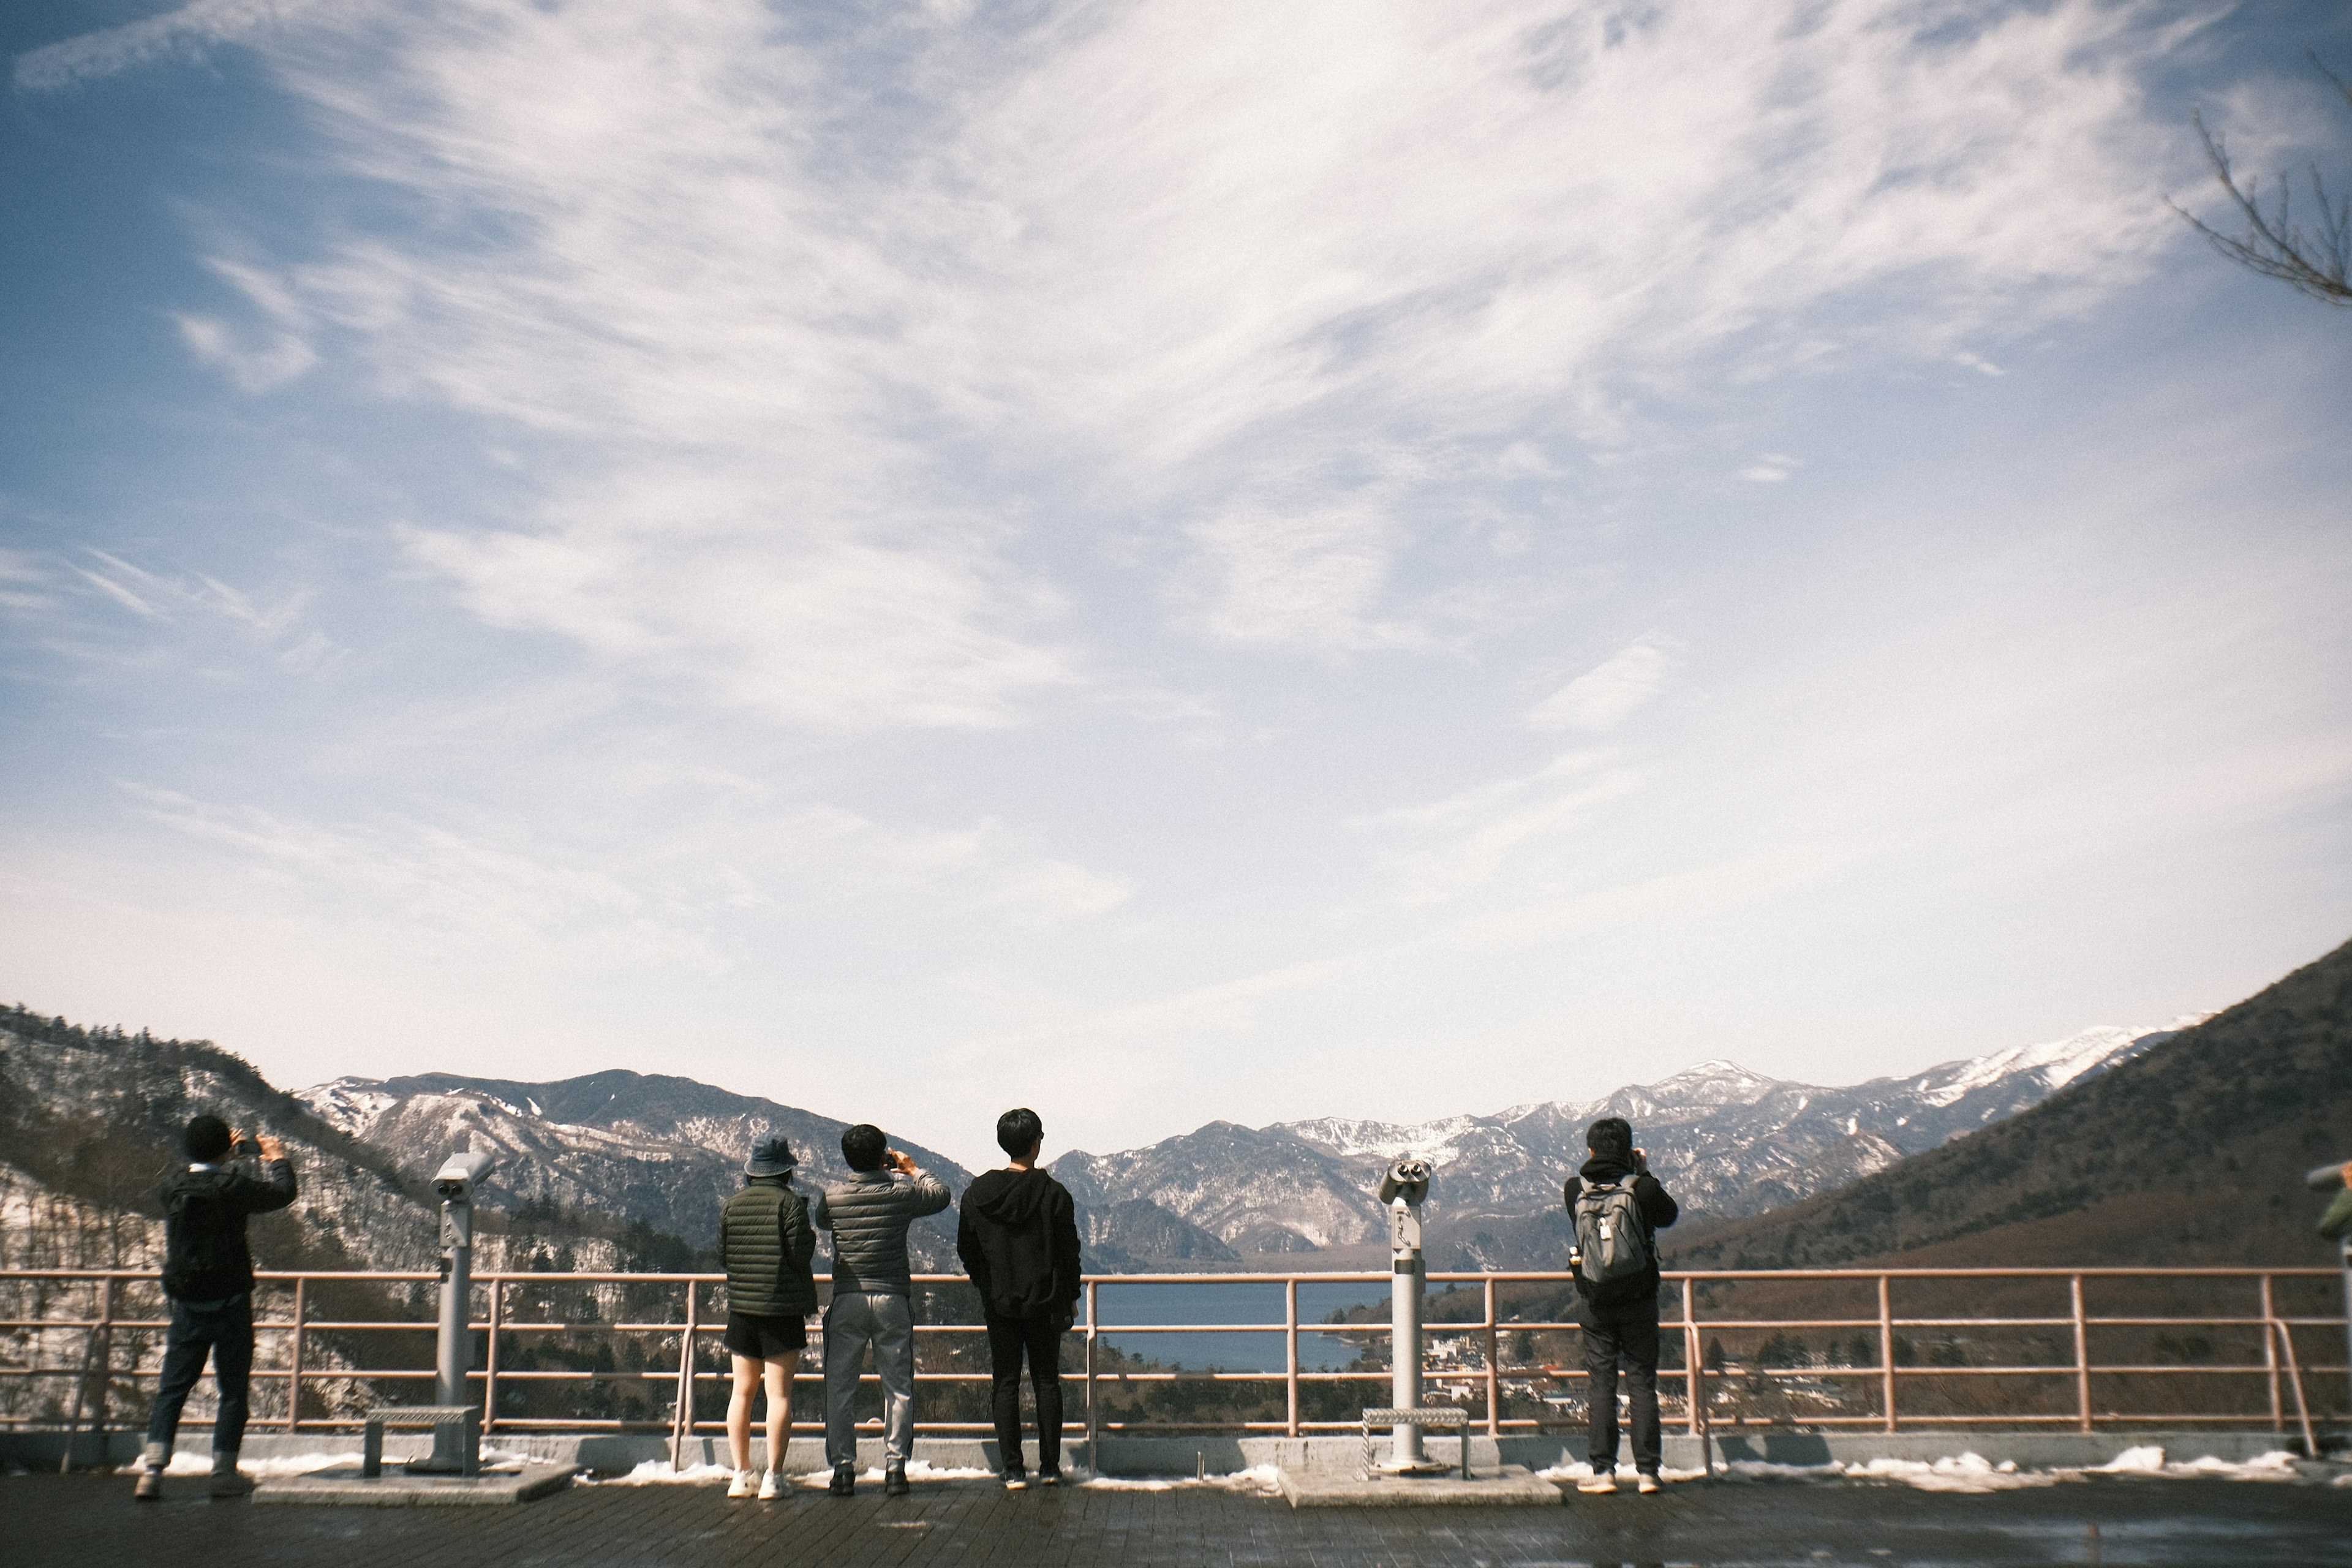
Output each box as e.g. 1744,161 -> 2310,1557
1577,1472 -> 1618,1494
758,1470 -> 781,1500
728,1469 -> 756,1498
1635,1473 -> 1660,1494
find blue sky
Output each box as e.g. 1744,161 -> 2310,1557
4,0 -> 2348,1175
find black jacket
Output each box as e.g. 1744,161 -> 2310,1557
957,1168 -> 1082,1320
160,1154 -> 296,1300
718,1176 -> 818,1317
1562,1155 -> 1678,1313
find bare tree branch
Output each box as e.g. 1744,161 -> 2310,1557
2171,55 -> 2352,306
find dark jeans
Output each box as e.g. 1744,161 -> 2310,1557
1581,1299 -> 1660,1476
145,1292 -> 254,1455
984,1310 -> 1066,1473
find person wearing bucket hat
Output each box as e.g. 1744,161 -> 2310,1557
718,1134 -> 816,1499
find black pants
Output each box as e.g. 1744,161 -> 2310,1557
1581,1300 -> 1661,1476
145,1293 -> 254,1455
984,1310 -> 1065,1473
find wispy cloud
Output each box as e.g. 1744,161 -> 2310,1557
1525,635 -> 1681,733
174,260 -> 317,393
10,0 -> 333,94
1352,748 -> 1645,905
18,0 -> 2197,711
123,783 -> 722,971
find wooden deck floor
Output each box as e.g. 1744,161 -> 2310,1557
9,1469 -> 2351,1566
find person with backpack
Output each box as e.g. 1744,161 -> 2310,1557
717,1134 -> 817,1500
812,1124 -> 951,1497
956,1107 -> 1082,1490
1563,1115 -> 1678,1495
134,1115 -> 296,1500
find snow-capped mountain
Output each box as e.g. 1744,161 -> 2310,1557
1050,1019 -> 2206,1270
298,1069 -> 977,1268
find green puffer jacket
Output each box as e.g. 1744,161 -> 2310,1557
719,1177 -> 818,1318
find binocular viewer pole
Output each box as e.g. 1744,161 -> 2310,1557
1380,1159 -> 1436,1472
414,1148 -> 496,1474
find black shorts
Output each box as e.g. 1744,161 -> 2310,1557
722,1311 -> 807,1360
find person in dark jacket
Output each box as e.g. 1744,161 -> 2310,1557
718,1134 -> 817,1499
135,1114 -> 296,1499
1562,1115 -> 1678,1495
812,1123 -> 950,1496
957,1107 -> 1082,1490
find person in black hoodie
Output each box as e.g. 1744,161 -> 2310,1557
957,1107 -> 1082,1490
135,1114 -> 296,1499
1562,1115 -> 1678,1495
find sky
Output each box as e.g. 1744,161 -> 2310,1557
2,0 -> 2348,1178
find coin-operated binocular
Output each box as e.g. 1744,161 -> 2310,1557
1378,1158 -> 1445,1471
414,1147 -> 497,1474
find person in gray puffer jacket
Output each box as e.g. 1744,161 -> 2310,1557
812,1124 -> 950,1495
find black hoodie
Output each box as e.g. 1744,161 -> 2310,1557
957,1167 -> 1083,1319
1562,1153 -> 1678,1311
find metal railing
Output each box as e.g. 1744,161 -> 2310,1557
4,1266 -> 2345,1452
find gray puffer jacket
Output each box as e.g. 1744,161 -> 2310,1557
813,1169 -> 951,1297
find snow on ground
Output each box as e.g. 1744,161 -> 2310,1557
1081,1463 -> 1285,1495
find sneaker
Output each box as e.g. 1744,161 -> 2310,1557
728,1469 -> 756,1498
829,1462 -> 856,1497
1635,1473 -> 1661,1494
1003,1469 -> 1029,1491
1577,1472 -> 1619,1494
208,1468 -> 255,1499
758,1471 -> 781,1501
132,1469 -> 163,1501
1036,1468 -> 1062,1487
883,1462 -> 910,1497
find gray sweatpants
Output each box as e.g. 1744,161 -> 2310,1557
823,1291 -> 915,1467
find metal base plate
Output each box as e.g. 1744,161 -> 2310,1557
1277,1464 -> 1564,1508
252,1461 -> 577,1506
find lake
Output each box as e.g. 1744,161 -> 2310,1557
1088,1279 -> 1393,1372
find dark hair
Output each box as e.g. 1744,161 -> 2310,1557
1585,1116 -> 1632,1161
841,1124 -> 888,1172
997,1107 -> 1044,1159
186,1114 -> 233,1163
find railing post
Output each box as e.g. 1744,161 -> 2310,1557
1084,1279 -> 1099,1462
482,1276 -> 503,1435
1683,1276 -> 1700,1438
288,1276 -> 306,1432
2070,1273 -> 2092,1434
1878,1273 -> 1896,1434
2261,1275 -> 2282,1434
1284,1278 -> 1300,1439
94,1275 -> 115,1448
671,1279 -> 698,1471
1483,1276 -> 1500,1439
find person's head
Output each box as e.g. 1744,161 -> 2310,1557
841,1123 -> 888,1173
185,1114 -> 233,1163
1585,1117 -> 1633,1163
997,1107 -> 1044,1162
745,1133 -> 797,1180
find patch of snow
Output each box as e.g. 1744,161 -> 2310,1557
1083,1463 -> 1284,1495
2092,1445 -> 2168,1473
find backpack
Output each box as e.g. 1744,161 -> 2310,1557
163,1172 -> 238,1297
1572,1178 -> 1651,1288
